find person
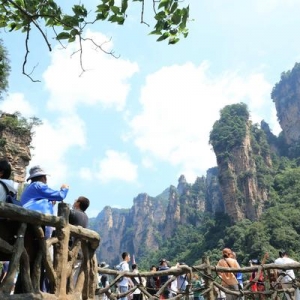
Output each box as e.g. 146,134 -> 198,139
177,262 -> 188,293
69,196 -> 90,228
191,273 -> 204,300
0,158 -> 17,202
70,197 -> 90,288
19,165 -> 69,293
216,248 -> 240,300
20,165 -> 69,238
0,261 -> 17,294
169,264 -> 179,298
274,250 -> 296,300
146,265 -> 158,296
0,261 -> 9,282
118,252 -> 134,300
98,262 -> 110,300
158,258 -> 170,299
132,263 -> 143,300
215,287 -> 226,300
230,252 -> 243,300
249,259 -> 265,300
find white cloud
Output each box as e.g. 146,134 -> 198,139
29,114 -> 86,186
0,93 -> 36,116
129,62 -> 274,182
0,93 -> 83,187
43,29 -> 139,113
96,150 -> 138,183
79,167 -> 93,181
141,157 -> 155,169
255,0 -> 300,13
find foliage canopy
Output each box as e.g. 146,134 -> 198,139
0,0 -> 190,79
0,40 -> 10,97
209,103 -> 249,154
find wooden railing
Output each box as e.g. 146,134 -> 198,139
1,201 -> 300,300
96,256 -> 300,300
0,202 -> 100,300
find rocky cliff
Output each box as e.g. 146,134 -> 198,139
210,104 -> 273,222
93,193 -> 167,264
94,88 -> 297,263
225,122 -> 271,221
271,63 -> 300,147
92,174 -> 220,265
2,63 -> 297,268
0,113 -> 32,186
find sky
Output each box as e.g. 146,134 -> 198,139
0,0 -> 299,217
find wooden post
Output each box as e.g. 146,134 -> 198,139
53,202 -> 70,298
203,256 -> 215,300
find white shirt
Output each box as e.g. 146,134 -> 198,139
170,277 -> 178,294
132,269 -> 142,294
274,256 -> 296,283
118,261 -> 130,287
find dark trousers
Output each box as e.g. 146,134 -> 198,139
133,294 -> 143,300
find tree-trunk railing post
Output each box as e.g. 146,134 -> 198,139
54,202 -> 70,298
203,256 -> 215,300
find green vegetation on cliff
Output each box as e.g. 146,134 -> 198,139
271,62 -> 300,123
209,103 -> 249,161
135,96 -> 300,270
0,39 -> 10,98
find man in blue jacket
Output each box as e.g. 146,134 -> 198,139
21,165 -> 69,237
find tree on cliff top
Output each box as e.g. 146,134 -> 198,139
209,103 -> 249,154
271,62 -> 300,122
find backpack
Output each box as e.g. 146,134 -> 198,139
146,276 -> 156,291
114,262 -> 125,283
101,274 -> 107,288
0,180 -> 20,206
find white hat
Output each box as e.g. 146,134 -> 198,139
26,165 -> 48,181
100,262 -> 109,268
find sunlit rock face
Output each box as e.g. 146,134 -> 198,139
216,122 -> 271,222
272,62 -> 300,145
0,113 -> 32,185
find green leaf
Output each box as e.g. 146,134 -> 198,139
70,28 -> 79,36
62,15 -> 79,27
111,6 -> 120,14
168,37 -> 179,44
96,4 -> 109,12
154,11 -> 166,21
56,32 -> 71,40
72,5 -> 87,17
149,30 -> 162,35
158,0 -> 170,10
68,36 -> 76,43
96,11 -> 109,20
0,20 -> 7,28
157,32 -> 169,41
9,23 -> 16,31
121,0 -> 128,13
170,2 -> 178,14
171,12 -> 181,25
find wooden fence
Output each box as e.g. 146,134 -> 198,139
96,256 -> 300,300
0,202 -> 100,300
1,201 -> 300,300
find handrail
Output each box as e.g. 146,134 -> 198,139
0,202 -> 100,300
96,257 -> 300,300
